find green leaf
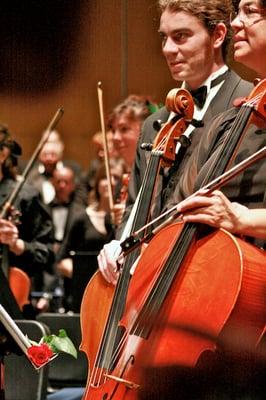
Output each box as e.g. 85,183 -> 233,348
42,330 -> 77,359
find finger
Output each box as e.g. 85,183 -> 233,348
182,213 -> 215,226
97,252 -> 118,285
177,196 -> 214,213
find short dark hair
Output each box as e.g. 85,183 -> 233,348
0,123 -> 22,179
158,0 -> 234,58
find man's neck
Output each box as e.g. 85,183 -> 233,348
186,62 -> 226,90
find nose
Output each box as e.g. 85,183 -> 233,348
162,37 -> 178,56
230,14 -> 244,31
113,129 -> 122,142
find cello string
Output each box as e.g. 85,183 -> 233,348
102,232 -> 172,370
106,235 -> 179,370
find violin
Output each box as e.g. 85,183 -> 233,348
80,87 -> 194,399
0,108 -> 64,310
81,79 -> 266,399
0,206 -> 31,310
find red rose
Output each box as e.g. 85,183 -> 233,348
27,343 -> 54,367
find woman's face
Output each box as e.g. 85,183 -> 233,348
231,0 -> 266,76
111,113 -> 141,167
97,166 -> 123,200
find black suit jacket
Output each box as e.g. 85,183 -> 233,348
117,70 -> 253,237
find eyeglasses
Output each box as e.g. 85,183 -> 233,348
230,4 -> 266,27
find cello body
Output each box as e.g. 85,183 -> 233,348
82,222 -> 266,399
9,266 -> 31,310
80,271 -> 115,370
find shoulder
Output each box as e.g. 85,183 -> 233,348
226,70 -> 253,96
69,208 -> 88,227
19,181 -> 41,202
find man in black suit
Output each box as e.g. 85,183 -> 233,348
98,0 -> 253,283
0,125 -> 54,356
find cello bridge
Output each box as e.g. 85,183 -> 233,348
104,373 -> 140,390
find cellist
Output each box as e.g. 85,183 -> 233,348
165,0 -> 266,242
98,0 -> 253,284
92,1 -> 266,398
132,2 -> 266,398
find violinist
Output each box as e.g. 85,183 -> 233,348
98,0 -> 253,284
56,161 -> 126,312
76,95 -> 154,219
0,125 -> 54,355
166,0 -> 266,243
108,95 -> 156,172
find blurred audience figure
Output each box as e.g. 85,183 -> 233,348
34,166 -> 85,313
56,160 -> 125,312
75,130 -> 118,206
26,130 -> 82,204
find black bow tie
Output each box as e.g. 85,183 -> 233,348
189,69 -> 229,109
190,86 -> 207,109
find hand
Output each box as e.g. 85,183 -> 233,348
175,189 -> 248,234
57,258 -> 73,279
97,240 -> 123,285
112,203 -> 126,227
0,218 -> 19,247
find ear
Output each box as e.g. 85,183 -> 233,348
212,22 -> 227,50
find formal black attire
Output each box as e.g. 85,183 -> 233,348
167,106 -> 266,229
118,70 -> 253,237
56,208 -> 114,312
0,178 -> 54,356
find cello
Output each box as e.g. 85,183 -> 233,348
80,87 -> 194,397
81,80 -> 266,399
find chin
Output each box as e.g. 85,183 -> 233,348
169,68 -> 186,81
233,49 -> 251,66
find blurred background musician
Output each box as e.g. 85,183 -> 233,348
0,124 -> 54,353
33,165 -> 85,312
25,129 -> 82,205
56,161 -> 125,312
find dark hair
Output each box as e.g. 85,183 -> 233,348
91,159 -> 125,203
158,0 -> 234,58
0,124 -> 22,179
